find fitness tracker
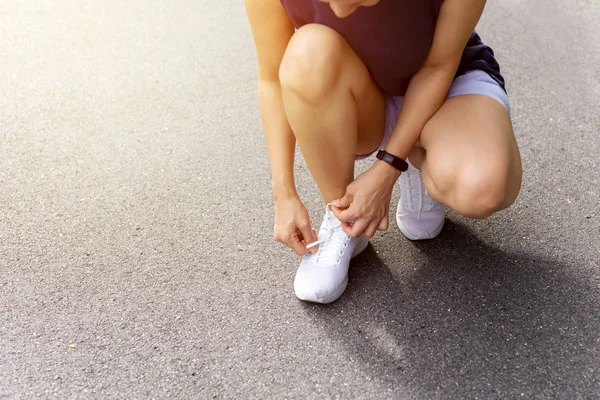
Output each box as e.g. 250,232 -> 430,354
376,150 -> 409,172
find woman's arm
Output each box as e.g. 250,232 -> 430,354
244,0 -> 318,254
332,0 -> 488,237
244,0 -> 296,199
382,0 -> 487,160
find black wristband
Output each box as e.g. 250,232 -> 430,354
376,150 -> 409,172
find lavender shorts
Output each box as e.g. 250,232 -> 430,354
355,70 -> 510,160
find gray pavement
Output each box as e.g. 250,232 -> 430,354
1,0 -> 599,398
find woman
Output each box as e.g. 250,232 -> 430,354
244,0 -> 522,304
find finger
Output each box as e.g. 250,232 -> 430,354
298,223 -> 318,254
341,221 -> 352,232
377,215 -> 389,231
290,241 -> 308,256
331,193 -> 352,209
288,232 -> 309,256
365,221 -> 379,238
331,205 -> 357,222
345,219 -> 369,238
378,200 -> 391,231
308,228 -> 319,252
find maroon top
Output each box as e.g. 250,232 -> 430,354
280,0 -> 505,96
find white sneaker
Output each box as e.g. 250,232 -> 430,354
396,160 -> 445,240
294,204 -> 369,304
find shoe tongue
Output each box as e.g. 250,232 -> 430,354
323,206 -> 342,228
324,216 -> 342,230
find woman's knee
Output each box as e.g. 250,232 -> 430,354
279,24 -> 345,102
426,155 -> 521,219
455,162 -> 519,219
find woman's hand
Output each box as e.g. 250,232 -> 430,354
274,194 -> 318,255
331,161 -> 401,238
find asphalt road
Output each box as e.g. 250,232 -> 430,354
1,0 -> 599,398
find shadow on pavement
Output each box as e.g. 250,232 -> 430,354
304,220 -> 600,397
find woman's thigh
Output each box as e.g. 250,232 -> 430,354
280,24 -> 386,156
419,94 -> 522,218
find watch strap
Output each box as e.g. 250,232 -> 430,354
376,150 -> 409,172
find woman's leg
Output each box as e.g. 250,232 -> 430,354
279,24 -> 385,203
411,94 -> 522,219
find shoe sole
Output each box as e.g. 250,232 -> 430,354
396,214 -> 445,241
297,237 -> 369,304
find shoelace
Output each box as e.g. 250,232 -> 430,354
306,204 -> 350,266
400,170 -> 435,218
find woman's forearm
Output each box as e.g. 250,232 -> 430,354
384,0 -> 485,160
384,65 -> 456,160
258,78 -> 297,199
